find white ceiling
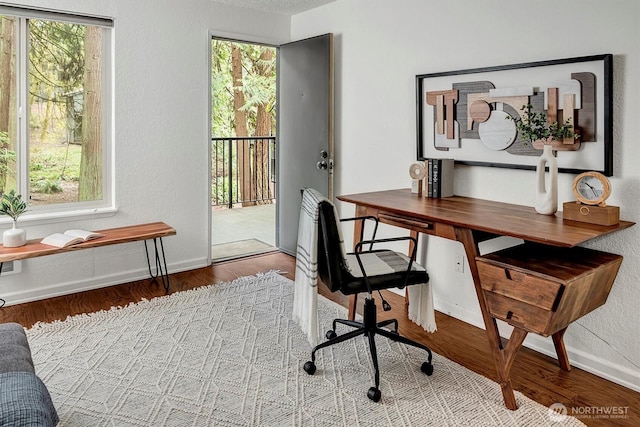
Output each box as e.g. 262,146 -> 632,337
210,0 -> 336,15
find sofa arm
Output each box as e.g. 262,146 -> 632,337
0,323 -> 35,374
0,372 -> 59,427
0,323 -> 58,426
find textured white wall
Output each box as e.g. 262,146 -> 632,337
0,0 -> 290,301
292,0 -> 640,391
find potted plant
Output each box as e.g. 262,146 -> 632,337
508,104 -> 578,146
0,190 -> 28,247
508,105 -> 578,216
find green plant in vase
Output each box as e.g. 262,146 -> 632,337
0,190 -> 27,221
507,104 -> 578,146
0,190 -> 28,247
506,105 -> 578,216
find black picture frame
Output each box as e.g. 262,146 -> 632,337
416,54 -> 613,176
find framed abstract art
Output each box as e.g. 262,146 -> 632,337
416,54 -> 613,175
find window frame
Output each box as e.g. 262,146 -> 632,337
0,5 -> 115,225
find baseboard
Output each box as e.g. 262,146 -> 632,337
434,297 -> 485,328
434,298 -> 640,393
2,257 -> 209,306
522,333 -> 640,393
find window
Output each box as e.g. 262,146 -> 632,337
0,6 -> 112,214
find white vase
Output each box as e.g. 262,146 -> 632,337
3,220 -> 27,247
535,144 -> 558,215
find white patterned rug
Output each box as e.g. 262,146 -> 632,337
26,271 -> 583,426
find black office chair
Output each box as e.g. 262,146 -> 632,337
302,199 -> 433,402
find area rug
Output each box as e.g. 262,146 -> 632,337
26,271 -> 583,426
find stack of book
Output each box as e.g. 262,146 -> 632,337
425,158 -> 454,198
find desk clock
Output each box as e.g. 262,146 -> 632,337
563,171 -> 619,225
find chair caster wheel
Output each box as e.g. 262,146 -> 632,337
326,330 -> 337,340
421,362 -> 434,376
303,361 -> 316,375
367,387 -> 381,402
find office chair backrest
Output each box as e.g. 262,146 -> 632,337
317,200 -> 350,293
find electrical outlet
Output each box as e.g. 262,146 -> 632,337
454,253 -> 464,273
0,260 -> 21,276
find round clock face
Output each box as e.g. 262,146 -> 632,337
573,172 -> 611,205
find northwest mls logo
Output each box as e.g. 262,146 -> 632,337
548,403 -> 629,421
548,402 -> 568,422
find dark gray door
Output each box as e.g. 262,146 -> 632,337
277,33 -> 334,255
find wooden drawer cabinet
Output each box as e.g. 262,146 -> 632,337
477,244 -> 623,336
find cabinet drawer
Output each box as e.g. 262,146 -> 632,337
483,292 -> 552,335
378,211 -> 456,239
378,212 -> 434,233
477,243 -> 623,337
477,261 -> 562,310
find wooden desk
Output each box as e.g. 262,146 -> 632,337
0,222 -> 176,307
337,189 -> 634,409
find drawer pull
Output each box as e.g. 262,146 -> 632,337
504,268 -> 526,282
506,310 -> 514,320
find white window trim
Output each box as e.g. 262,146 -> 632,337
0,5 -> 115,221
0,206 -> 118,229
0,4 -> 113,28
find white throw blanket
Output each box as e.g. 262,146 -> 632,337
292,188 -> 329,346
408,284 -> 437,332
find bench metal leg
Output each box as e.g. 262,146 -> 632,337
144,238 -> 170,292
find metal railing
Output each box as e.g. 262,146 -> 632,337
211,136 -> 276,208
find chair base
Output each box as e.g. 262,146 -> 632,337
303,296 -> 433,402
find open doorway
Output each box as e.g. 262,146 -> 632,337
210,38 -> 277,262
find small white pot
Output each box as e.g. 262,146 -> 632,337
3,221 -> 27,247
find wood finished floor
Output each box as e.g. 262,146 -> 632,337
1,251 -> 637,426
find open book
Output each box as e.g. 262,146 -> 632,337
40,229 -> 105,248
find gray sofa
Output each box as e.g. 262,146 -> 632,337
0,322 -> 59,426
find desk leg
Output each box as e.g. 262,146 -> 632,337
144,238 -> 170,292
347,295 -> 357,322
405,230 -> 419,308
498,328 -> 528,405
455,227 -> 520,410
552,327 -> 572,371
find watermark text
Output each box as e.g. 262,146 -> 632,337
548,403 -> 629,422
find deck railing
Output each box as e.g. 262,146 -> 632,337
211,136 -> 276,208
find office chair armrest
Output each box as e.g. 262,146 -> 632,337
340,215 -> 379,225
354,236 -> 418,255
352,235 -> 419,292
341,216 -> 379,249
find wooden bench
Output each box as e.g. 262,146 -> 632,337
0,222 -> 176,307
